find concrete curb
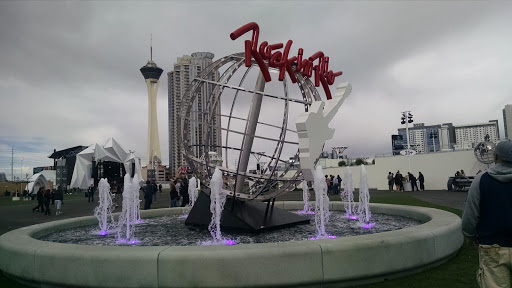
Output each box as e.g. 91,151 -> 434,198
0,203 -> 463,287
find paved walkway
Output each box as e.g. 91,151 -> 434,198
0,189 -> 467,236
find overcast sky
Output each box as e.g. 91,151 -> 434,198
1,1 -> 511,179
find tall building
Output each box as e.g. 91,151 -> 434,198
397,123 -> 454,153
168,52 -> 220,177
140,44 -> 164,168
453,120 -> 499,149
503,104 -> 512,140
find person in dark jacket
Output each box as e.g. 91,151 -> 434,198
43,189 -> 52,216
143,180 -> 153,210
152,182 -> 158,203
418,172 -> 425,191
462,140 -> 512,287
88,185 -> 95,203
394,171 -> 403,191
32,187 -> 45,213
169,182 -> 179,207
408,173 -> 418,191
180,176 -> 189,207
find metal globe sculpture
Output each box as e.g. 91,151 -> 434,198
179,22 -> 351,231
178,52 -> 321,201
474,141 -> 496,164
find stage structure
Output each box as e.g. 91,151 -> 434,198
26,173 -> 51,195
70,138 -> 143,189
181,22 -> 352,231
140,36 -> 164,168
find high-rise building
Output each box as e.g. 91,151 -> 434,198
453,120 -> 499,149
397,123 -> 454,153
503,104 -> 512,140
140,44 -> 164,168
168,52 -> 220,177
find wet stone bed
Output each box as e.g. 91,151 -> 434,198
39,211 -> 423,246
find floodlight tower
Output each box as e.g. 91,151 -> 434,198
140,36 -> 164,168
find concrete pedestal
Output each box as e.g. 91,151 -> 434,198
403,182 -> 412,192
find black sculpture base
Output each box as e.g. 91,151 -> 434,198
185,189 -> 310,232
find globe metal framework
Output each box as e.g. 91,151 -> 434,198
474,141 -> 496,165
178,52 -> 322,202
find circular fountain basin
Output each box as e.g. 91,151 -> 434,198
0,202 -> 463,288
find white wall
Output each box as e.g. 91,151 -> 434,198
288,150 -> 490,190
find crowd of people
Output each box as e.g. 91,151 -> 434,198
31,186 -> 64,215
387,171 -> 425,191
324,175 -> 342,194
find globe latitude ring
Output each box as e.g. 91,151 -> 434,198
178,52 -> 322,201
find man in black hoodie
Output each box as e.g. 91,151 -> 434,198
143,180 -> 153,210
180,176 -> 189,207
32,187 -> 45,213
462,140 -> 512,287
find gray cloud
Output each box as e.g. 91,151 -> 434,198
1,1 -> 511,176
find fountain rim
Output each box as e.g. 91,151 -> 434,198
0,202 -> 463,288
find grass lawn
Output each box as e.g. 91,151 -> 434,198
0,193 -> 478,288
360,194 -> 478,288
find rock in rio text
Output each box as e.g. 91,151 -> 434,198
230,22 -> 342,100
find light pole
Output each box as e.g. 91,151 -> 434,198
401,111 -> 413,172
251,152 -> 264,175
20,157 -> 23,182
430,130 -> 438,153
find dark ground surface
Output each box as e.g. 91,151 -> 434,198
0,189 -> 467,236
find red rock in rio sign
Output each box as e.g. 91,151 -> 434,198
230,22 -> 343,100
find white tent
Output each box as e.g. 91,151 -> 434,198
70,138 -> 143,189
26,173 -> 50,195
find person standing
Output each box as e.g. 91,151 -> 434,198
418,172 -> 425,191
332,175 -> 339,195
462,140 -> 512,287
180,176 -> 189,207
43,189 -> 52,216
460,170 -> 466,177
387,172 -> 394,191
143,180 -> 153,210
88,185 -> 95,203
169,181 -> 179,208
336,175 -> 342,194
394,171 -> 403,191
159,183 -> 162,194
325,175 -> 331,195
152,181 -> 158,203
409,173 -> 419,191
32,187 -> 45,213
55,187 -> 63,215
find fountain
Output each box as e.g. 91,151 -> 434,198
342,166 -> 356,219
130,175 -> 142,224
188,176 -> 198,207
298,180 -> 314,214
202,168 -> 234,245
357,165 -> 374,228
116,174 -> 140,244
312,166 -> 334,239
93,178 -> 115,235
